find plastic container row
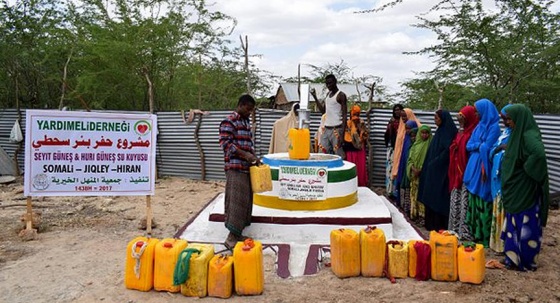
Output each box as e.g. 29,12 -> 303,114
124,237 -> 264,298
330,227 -> 485,284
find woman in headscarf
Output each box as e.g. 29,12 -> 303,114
391,108 -> 422,200
384,104 -> 403,196
488,104 -> 513,253
501,104 -> 549,271
396,120 -> 418,212
407,125 -> 432,223
464,99 -> 501,247
269,102 -> 299,153
344,104 -> 369,186
418,110 -> 457,231
448,105 -> 479,240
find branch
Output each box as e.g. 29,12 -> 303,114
59,50 -> 73,110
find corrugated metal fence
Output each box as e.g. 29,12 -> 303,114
1,108 -> 559,193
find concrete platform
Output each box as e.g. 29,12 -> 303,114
176,187 -> 424,277
209,187 -> 393,233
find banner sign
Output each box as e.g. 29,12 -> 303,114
24,110 -> 157,196
278,166 -> 328,200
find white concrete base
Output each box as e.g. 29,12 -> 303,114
177,187 -> 424,277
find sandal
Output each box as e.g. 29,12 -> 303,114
485,259 -> 505,269
224,239 -> 236,251
224,233 -> 237,251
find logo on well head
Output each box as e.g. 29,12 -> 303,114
317,168 -> 327,179
134,120 -> 151,136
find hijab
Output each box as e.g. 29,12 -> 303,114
269,102 -> 299,153
407,125 -> 432,180
397,120 -> 418,184
345,104 -> 367,149
448,105 -> 479,191
418,110 -> 457,215
391,108 -> 422,179
501,104 -> 549,226
489,104 -> 513,197
463,99 -> 501,202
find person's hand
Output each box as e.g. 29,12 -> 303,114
310,88 -> 317,99
247,154 -> 260,166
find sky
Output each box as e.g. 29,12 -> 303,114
210,0 -> 560,96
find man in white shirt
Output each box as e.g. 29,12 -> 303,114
311,74 -> 348,158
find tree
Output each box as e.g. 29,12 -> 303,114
365,0 -> 560,113
0,0 -> 276,111
0,0 -> 72,109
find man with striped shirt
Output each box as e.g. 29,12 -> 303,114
219,94 -> 260,249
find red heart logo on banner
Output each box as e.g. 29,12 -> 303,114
137,124 -> 148,134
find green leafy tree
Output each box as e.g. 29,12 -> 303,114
0,0 -> 72,109
366,0 -> 560,113
0,0 -> 276,111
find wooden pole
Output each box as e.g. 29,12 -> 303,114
26,196 -> 33,230
146,195 -> 152,235
144,67 -> 155,236
366,82 -> 376,189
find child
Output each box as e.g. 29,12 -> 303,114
407,125 -> 432,224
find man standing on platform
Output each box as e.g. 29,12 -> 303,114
219,94 -> 260,250
311,74 -> 348,159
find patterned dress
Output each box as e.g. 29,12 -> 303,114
489,124 -> 511,253
464,99 -> 501,247
500,104 -> 549,271
448,105 -> 478,241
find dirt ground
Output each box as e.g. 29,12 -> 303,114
0,176 -> 559,303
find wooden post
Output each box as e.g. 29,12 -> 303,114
240,35 -> 251,95
146,195 -> 152,235
26,196 -> 33,230
366,82 -> 376,189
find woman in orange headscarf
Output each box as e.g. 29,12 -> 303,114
343,105 -> 369,186
390,108 -> 421,198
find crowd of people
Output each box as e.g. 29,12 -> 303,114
384,101 -> 550,271
219,75 -> 552,271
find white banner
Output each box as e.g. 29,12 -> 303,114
24,110 -> 157,196
278,166 -> 328,200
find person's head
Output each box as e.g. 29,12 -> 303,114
236,94 -> 256,119
410,128 -> 418,141
392,104 -> 403,119
400,110 -> 408,123
434,110 -> 443,126
474,98 -> 499,125
457,112 -> 465,127
458,105 -> 477,130
418,125 -> 431,141
501,104 -> 513,128
405,120 -> 417,135
505,104 -> 538,132
351,104 -> 361,121
325,74 -> 337,92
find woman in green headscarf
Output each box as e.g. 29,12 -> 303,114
407,125 -> 432,223
501,104 -> 549,271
